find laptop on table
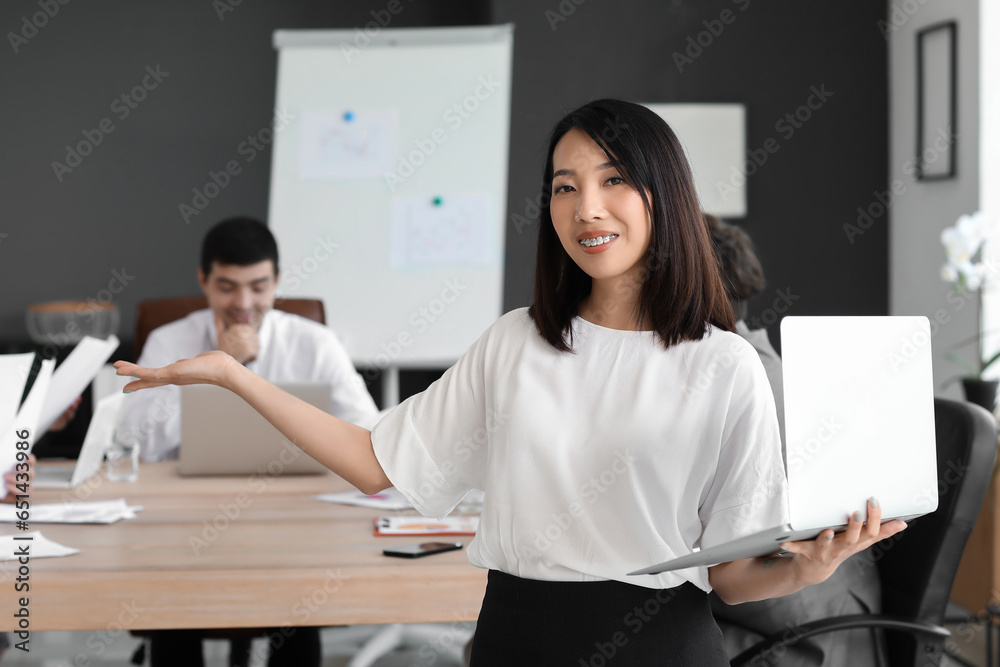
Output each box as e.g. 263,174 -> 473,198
35,393 -> 124,489
628,316 -> 937,576
179,383 -> 332,476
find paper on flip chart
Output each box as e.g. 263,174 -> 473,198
0,531 -> 79,560
0,498 -> 141,524
0,358 -> 55,501
38,335 -> 120,434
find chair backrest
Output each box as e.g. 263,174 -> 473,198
875,398 -> 997,665
133,296 -> 326,361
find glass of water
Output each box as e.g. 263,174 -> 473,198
106,430 -> 139,483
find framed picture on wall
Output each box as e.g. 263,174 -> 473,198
915,20 -> 957,181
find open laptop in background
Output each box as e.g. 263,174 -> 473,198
35,393 -> 123,489
629,316 -> 937,576
179,383 -> 332,476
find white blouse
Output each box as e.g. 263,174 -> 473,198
371,308 -> 787,592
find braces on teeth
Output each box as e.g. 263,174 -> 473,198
580,235 -> 617,247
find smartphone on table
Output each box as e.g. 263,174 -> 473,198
382,542 -> 463,558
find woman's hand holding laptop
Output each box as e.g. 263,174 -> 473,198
776,497 -> 907,587
709,497 -> 909,604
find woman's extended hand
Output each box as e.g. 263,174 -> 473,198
113,350 -> 240,392
778,497 -> 908,587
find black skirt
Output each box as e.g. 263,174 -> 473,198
469,570 -> 729,666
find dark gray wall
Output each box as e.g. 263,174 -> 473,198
1,0 -> 887,358
496,0 -> 889,349
0,0 -> 489,352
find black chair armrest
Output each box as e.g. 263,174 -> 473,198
730,613 -> 950,666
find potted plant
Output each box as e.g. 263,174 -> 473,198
941,211 -> 1000,412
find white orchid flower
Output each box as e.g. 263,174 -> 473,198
941,212 -> 992,292
941,263 -> 959,283
957,211 -> 991,245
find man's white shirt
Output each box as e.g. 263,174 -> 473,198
121,308 -> 379,462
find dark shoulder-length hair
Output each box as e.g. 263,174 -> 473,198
528,99 -> 735,351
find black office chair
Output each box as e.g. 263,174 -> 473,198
731,398 -> 998,667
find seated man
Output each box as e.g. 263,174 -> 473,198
120,216 -> 379,667
706,214 -> 883,666
122,216 -> 378,462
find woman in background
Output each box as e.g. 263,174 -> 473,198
706,214 -> 883,666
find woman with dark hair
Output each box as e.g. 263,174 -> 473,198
115,99 -> 903,664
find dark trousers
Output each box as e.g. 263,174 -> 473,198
148,627 -> 320,667
470,571 -> 729,666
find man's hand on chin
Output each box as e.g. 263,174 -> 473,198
215,313 -> 260,365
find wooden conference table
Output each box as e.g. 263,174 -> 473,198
0,462 -> 487,631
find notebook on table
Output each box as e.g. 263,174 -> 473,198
179,383 -> 332,476
628,316 -> 937,576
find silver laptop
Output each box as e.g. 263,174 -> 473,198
629,316 -> 937,576
179,384 -> 332,476
35,393 -> 122,489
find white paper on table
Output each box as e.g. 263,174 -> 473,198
0,358 -> 55,500
0,531 -> 79,560
0,353 -> 36,437
314,487 -> 413,511
0,498 -> 141,524
38,335 -> 120,434
389,195 -> 494,270
374,514 -> 479,536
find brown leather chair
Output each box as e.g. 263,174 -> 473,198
133,296 -> 326,361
